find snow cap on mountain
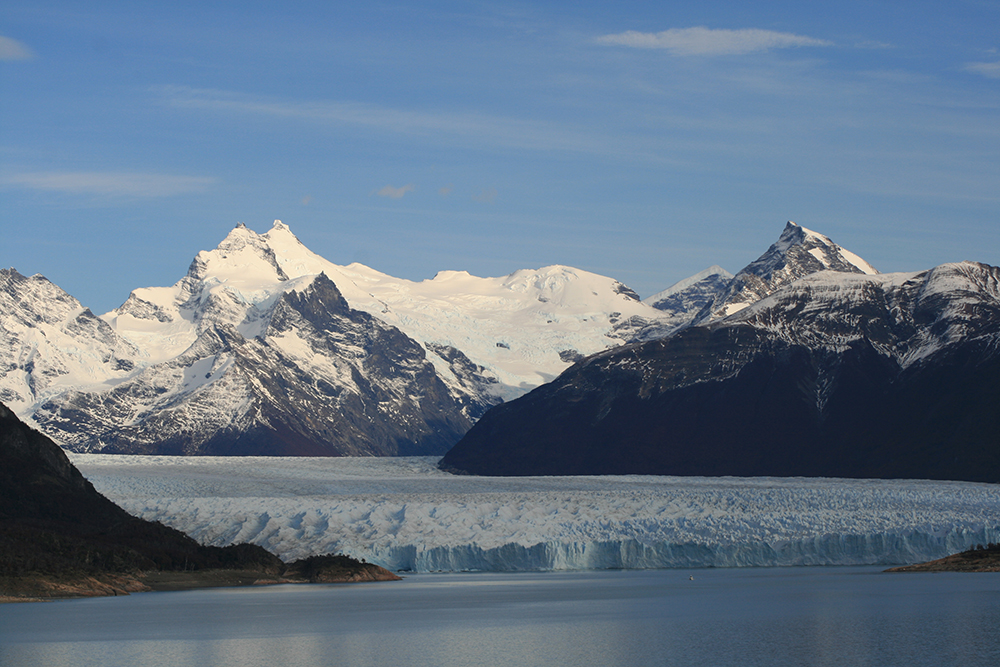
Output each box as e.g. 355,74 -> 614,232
778,222 -> 878,276
694,221 -> 879,323
643,266 -> 734,310
0,268 -> 139,416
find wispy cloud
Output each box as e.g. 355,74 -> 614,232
596,27 -> 832,56
0,36 -> 34,61
149,85 -> 653,160
472,187 -> 498,204
965,62 -> 1000,79
374,184 -> 415,199
854,40 -> 894,50
439,185 -> 454,197
1,171 -> 216,197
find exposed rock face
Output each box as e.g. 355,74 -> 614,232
32,274 -> 477,456
631,266 -> 734,342
5,221 -> 681,456
693,221 -> 878,324
644,266 -> 734,318
440,262 -> 1000,481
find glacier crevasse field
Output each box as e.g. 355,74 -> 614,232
73,454 -> 1000,572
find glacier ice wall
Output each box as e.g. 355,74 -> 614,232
73,454 -> 1000,572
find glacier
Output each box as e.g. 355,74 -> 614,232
72,454 -> 1000,573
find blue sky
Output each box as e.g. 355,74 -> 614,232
2,1 -> 999,314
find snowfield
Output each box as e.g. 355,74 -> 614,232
72,454 -> 1000,572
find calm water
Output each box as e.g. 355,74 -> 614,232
2,567 -> 999,667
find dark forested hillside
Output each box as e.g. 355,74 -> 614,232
0,403 -> 395,599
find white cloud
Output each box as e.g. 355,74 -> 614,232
596,27 -> 832,56
2,171 -> 216,197
965,62 -> 1000,79
374,184 -> 415,199
0,36 -> 33,61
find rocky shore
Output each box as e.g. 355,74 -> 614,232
1,553 -> 402,602
886,543 -> 1000,573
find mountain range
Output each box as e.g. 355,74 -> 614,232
2,220 -> 671,455
4,219 -> 997,476
440,257 -> 1000,481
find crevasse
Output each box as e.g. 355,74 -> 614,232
73,454 -> 1000,573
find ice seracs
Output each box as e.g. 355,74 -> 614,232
73,454 -> 1000,572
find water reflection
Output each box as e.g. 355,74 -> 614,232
2,568 -> 999,667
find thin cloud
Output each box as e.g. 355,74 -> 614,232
596,27 -> 832,56
149,86 -> 655,161
855,40 -> 894,50
374,184 -> 415,199
439,184 -> 454,197
0,36 -> 34,61
2,171 -> 216,197
472,187 -> 498,204
965,62 -> 1000,79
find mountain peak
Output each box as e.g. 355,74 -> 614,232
187,223 -> 290,286
694,222 -> 879,323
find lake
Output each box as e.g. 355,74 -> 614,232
3,567 -> 999,666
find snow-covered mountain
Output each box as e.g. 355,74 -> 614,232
31,273 -> 484,455
0,269 -> 140,414
643,265 -> 734,314
106,221 -> 660,397
3,219 -> 890,456
694,221 -> 878,323
440,260 -> 1000,481
631,221 -> 875,341
4,220 -> 679,454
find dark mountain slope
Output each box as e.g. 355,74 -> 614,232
0,402 -> 285,596
0,403 -> 396,599
440,263 -> 1000,481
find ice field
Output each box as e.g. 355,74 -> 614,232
73,454 -> 1000,572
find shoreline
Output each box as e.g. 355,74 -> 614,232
9,553 -> 1000,603
885,546 -> 1000,573
1,562 -> 402,603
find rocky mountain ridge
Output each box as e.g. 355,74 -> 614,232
32,273 -> 482,455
